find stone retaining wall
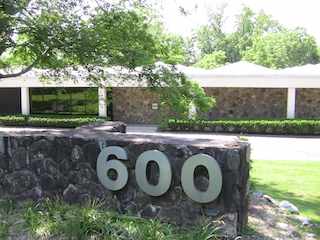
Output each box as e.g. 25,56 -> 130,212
0,123 -> 250,238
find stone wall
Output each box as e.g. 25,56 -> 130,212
199,88 -> 287,119
111,87 -> 320,123
296,88 -> 320,119
112,87 -> 160,124
0,123 -> 250,238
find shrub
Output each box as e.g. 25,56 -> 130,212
167,119 -> 320,135
0,115 -> 110,128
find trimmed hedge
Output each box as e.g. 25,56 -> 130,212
166,119 -> 320,135
0,115 -> 111,128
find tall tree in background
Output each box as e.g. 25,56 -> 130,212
193,4 -> 319,69
243,27 -> 319,69
0,0 -> 215,117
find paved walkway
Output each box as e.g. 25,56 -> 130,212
126,124 -> 320,161
0,124 -> 319,161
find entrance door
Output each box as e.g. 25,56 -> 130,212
0,88 -> 21,115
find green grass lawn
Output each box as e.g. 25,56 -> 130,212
251,159 -> 320,235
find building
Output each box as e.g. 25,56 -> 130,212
1,61 -> 320,123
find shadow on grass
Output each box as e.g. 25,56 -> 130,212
252,177 -> 320,220
251,178 -> 320,237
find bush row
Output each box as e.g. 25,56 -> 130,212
0,115 -> 111,128
167,119 -> 320,135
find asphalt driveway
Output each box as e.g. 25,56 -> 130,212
0,124 -> 319,161
126,124 -> 320,161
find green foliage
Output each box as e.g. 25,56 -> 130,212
19,197 -> 223,239
0,115 -> 110,128
139,64 -> 216,118
194,51 -> 227,69
0,0 -> 213,118
193,4 -> 319,69
243,28 -> 319,69
148,22 -> 187,65
0,115 -> 27,126
167,118 -> 320,135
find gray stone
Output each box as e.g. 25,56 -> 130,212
122,202 -> 139,215
0,136 -> 5,154
0,153 -> 12,176
134,191 -> 150,208
59,160 -> 70,175
77,193 -> 92,205
56,173 -> 68,188
27,187 -> 42,201
8,138 -> 19,157
220,213 -> 238,238
48,138 -> 71,163
276,222 -> 289,229
30,159 -> 45,176
19,137 -> 34,147
81,178 -> 105,199
43,158 -> 59,176
252,190 -> 263,198
1,170 -> 38,194
151,192 -> 173,207
13,147 -> 28,169
82,142 -> 100,169
225,150 -> 240,171
68,170 -> 82,184
63,184 -> 78,204
80,162 -> 98,182
180,202 -> 197,219
40,173 -> 56,190
169,186 -> 183,206
279,200 -> 299,213
45,135 -> 55,142
222,172 -> 240,211
115,186 -> 136,203
157,206 -> 183,226
140,204 -> 160,218
302,220 -> 310,226
263,195 -> 278,205
28,139 -> 52,160
71,145 -> 84,162
102,196 -> 117,211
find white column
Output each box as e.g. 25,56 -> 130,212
21,87 -> 30,115
98,87 -> 107,117
189,103 -> 197,119
287,88 -> 296,119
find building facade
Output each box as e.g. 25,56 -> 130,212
1,62 -> 320,123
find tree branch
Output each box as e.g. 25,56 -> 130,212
0,46 -> 53,78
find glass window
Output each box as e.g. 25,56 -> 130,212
30,87 -> 99,115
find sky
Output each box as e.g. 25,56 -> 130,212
161,0 -> 320,44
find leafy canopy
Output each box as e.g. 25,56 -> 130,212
193,4 -> 319,69
0,0 -> 215,117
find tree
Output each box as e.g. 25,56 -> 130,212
195,3 -> 228,57
242,28 -> 319,69
0,0 -> 215,118
193,51 -> 227,69
192,4 -> 320,70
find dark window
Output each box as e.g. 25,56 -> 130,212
30,87 -> 99,115
0,88 -> 21,115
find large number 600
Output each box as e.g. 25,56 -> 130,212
97,146 -> 222,203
